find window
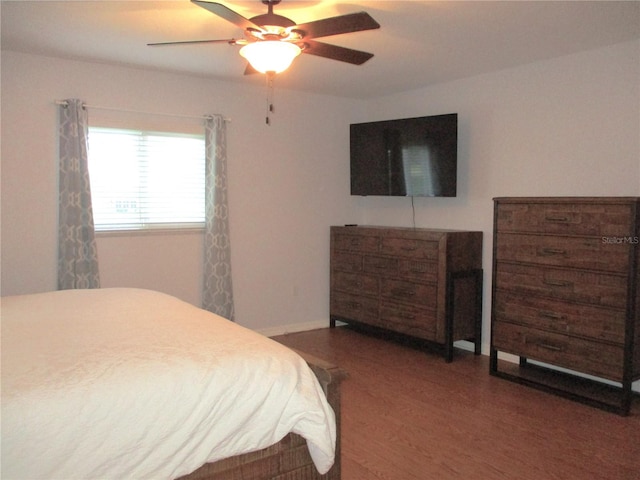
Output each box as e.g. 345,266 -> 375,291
87,127 -> 205,232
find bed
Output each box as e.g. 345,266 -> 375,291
1,288 -> 345,480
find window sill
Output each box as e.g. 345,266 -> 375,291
95,227 -> 205,238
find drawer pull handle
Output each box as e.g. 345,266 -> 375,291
539,343 -> 563,352
392,289 -> 415,297
350,239 -> 361,247
539,311 -> 564,320
409,264 -> 428,272
540,248 -> 567,256
545,215 -> 569,223
543,279 -> 572,288
401,245 -> 418,251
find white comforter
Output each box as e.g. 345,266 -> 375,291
1,288 -> 335,479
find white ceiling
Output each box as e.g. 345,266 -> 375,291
2,0 -> 639,99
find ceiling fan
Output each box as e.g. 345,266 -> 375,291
149,0 -> 381,75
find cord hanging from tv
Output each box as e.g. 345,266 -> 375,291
350,113 -> 458,197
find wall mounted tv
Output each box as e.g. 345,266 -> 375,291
350,113 -> 458,197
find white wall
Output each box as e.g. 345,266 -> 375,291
0,51 -> 363,332
2,39 -> 639,344
351,40 -> 640,355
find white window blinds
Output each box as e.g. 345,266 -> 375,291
87,127 -> 205,231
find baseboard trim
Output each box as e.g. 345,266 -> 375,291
258,319 -> 335,338
262,322 -> 640,394
260,321 -> 477,351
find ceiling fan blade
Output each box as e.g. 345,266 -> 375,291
148,39 -> 237,46
302,40 -> 374,65
294,12 -> 380,39
191,0 -> 263,32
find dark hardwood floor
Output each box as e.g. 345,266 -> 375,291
273,326 -> 640,480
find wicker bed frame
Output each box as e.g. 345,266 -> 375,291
177,349 -> 347,480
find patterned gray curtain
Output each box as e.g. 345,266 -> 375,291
202,115 -> 234,320
57,99 -> 100,289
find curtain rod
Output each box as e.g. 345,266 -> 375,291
54,100 -> 231,122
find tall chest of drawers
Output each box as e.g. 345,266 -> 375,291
330,226 -> 483,362
490,197 -> 640,415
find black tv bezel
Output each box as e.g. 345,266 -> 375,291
349,113 -> 458,198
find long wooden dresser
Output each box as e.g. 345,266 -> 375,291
490,197 -> 640,415
330,225 -> 483,362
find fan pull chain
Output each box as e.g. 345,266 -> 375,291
265,72 -> 275,126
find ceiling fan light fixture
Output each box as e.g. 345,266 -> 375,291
239,41 -> 301,74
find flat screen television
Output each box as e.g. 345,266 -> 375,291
350,113 -> 458,197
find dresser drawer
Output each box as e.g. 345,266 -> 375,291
333,233 -> 379,253
493,291 -> 625,344
380,236 -> 439,259
331,271 -> 379,296
330,291 -> 378,324
398,259 -> 438,283
363,256 -> 437,283
492,321 -> 625,381
380,278 -> 437,307
496,233 -> 630,273
380,301 -> 436,340
331,252 -> 363,272
363,255 -> 398,276
494,262 -> 628,308
496,202 -> 634,236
